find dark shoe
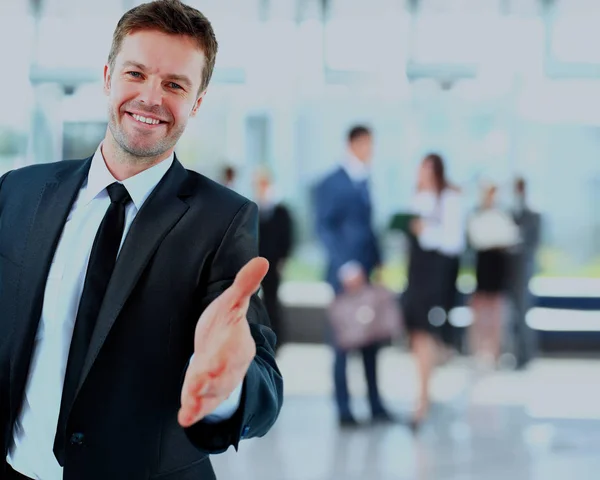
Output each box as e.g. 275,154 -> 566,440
408,402 -> 429,433
339,415 -> 360,428
408,417 -> 423,433
515,358 -> 531,370
371,410 -> 396,424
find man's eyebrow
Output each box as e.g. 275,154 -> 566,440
122,61 -> 147,71
121,61 -> 192,88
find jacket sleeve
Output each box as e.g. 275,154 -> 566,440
0,170 -> 12,446
184,201 -> 284,454
313,180 -> 348,271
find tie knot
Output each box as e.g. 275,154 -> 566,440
107,182 -> 131,205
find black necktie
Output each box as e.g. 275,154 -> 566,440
54,182 -> 132,465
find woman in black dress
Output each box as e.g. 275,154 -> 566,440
402,154 -> 465,427
467,184 -> 520,367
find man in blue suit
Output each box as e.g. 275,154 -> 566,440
313,125 -> 392,427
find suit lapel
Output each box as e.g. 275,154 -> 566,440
77,159 -> 191,394
339,168 -> 371,209
11,159 -> 91,409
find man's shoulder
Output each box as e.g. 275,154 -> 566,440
2,158 -> 88,188
316,166 -> 346,189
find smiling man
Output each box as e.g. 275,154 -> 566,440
0,1 -> 283,479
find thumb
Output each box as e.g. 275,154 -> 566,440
228,257 -> 269,304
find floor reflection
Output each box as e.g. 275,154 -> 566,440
211,346 -> 600,480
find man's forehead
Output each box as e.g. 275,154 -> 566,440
116,31 -> 205,75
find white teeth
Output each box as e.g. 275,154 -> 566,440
132,113 -> 160,125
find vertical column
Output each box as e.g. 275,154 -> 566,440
26,83 -> 65,165
0,9 -> 34,171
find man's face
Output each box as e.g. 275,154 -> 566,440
254,173 -> 271,198
351,134 -> 373,163
103,30 -> 205,160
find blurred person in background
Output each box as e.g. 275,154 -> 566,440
0,1 -> 283,479
467,183 -> 520,369
254,167 -> 294,355
509,177 -> 541,369
403,153 -> 465,428
314,125 -> 392,427
220,164 -> 237,190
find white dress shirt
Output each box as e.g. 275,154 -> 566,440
341,152 -> 370,183
468,207 -> 521,251
411,188 -> 466,257
7,147 -> 242,480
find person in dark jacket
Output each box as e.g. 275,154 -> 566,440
254,168 -> 294,354
509,177 -> 541,369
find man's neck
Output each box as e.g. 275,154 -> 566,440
101,136 -> 173,181
343,152 -> 369,183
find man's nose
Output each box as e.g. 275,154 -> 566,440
137,79 -> 163,107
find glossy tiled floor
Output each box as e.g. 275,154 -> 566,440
211,345 -> 600,480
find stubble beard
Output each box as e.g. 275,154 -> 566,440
107,105 -> 185,166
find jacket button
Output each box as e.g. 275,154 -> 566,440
69,432 -> 85,445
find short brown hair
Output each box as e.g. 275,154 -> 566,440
347,125 -> 371,143
107,0 -> 218,95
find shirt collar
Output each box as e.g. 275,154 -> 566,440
342,152 -> 370,183
84,144 -> 174,210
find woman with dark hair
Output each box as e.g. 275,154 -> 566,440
402,153 -> 466,428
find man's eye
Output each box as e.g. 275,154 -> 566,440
168,82 -> 182,90
127,71 -> 142,78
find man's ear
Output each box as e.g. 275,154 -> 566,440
190,90 -> 206,118
103,64 -> 111,95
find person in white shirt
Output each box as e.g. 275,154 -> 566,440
467,183 -> 520,368
402,153 -> 466,429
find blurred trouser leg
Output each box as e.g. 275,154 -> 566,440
333,347 -> 353,419
262,272 -> 282,353
361,344 -> 386,416
512,288 -> 537,368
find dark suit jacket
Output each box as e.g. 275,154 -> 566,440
0,156 -> 283,480
258,204 -> 293,280
510,207 -> 542,294
313,167 -> 381,294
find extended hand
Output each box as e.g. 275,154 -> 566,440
410,218 -> 424,236
178,257 -> 269,427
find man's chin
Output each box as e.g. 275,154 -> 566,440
119,141 -> 169,160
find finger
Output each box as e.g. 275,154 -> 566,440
228,257 -> 269,304
178,395 -> 225,427
179,370 -> 244,427
182,359 -> 227,400
185,361 -> 244,402
179,375 -> 214,427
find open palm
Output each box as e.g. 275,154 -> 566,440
178,257 -> 269,427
